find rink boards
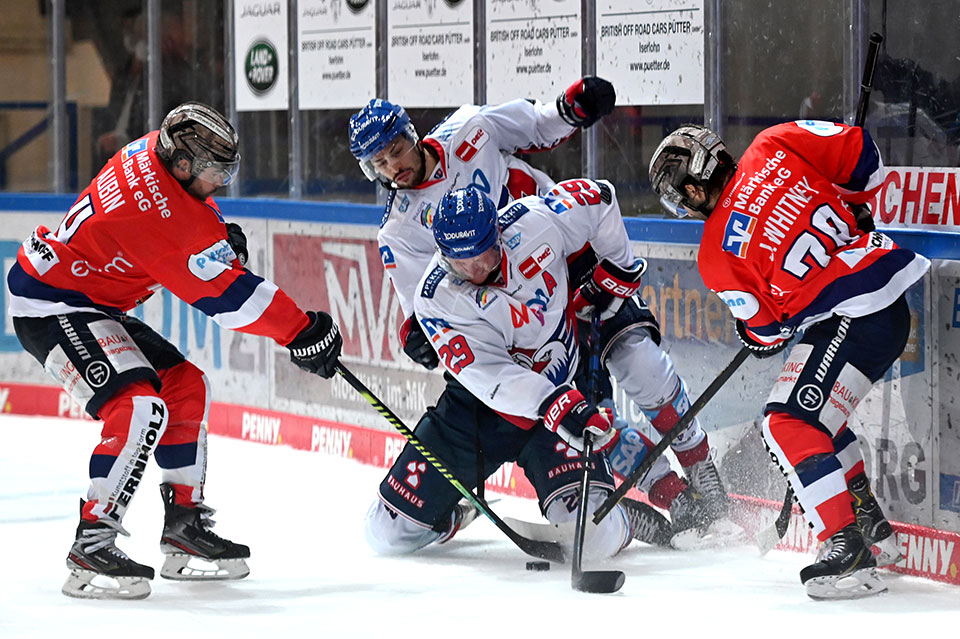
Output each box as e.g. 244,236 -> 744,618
1,192 -> 959,587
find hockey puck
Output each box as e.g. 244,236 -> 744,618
525,561 -> 550,571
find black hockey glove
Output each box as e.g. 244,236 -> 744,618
225,222 -> 248,267
736,320 -> 791,359
288,311 -> 342,378
850,203 -> 876,233
557,76 -> 616,128
572,257 -> 646,321
539,385 -> 618,453
400,315 -> 439,370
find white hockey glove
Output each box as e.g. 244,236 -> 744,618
539,385 -> 618,453
572,257 -> 646,321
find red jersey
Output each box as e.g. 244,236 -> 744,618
698,121 -> 929,345
8,132 -> 309,346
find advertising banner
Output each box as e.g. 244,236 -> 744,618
235,0 -> 289,112
387,0 -> 473,107
486,0 -> 581,104
298,0 -> 376,110
596,0 -> 705,106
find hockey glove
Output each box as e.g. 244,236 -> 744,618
288,311 -> 342,378
225,222 -> 248,267
850,202 -> 876,233
572,257 -> 646,321
400,315 -> 439,370
557,76 -> 616,128
539,385 -> 618,453
735,320 -> 791,359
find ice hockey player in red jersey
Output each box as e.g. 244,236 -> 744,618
649,121 -> 930,599
7,102 -> 343,600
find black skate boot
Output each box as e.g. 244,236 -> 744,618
436,500 -> 481,544
685,456 -> 730,522
800,524 -> 886,600
621,497 -> 672,546
159,483 -> 250,581
63,500 -> 154,600
849,473 -> 902,567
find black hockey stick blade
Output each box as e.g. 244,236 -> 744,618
592,346 -> 751,524
335,363 -> 565,564
573,568 -> 626,594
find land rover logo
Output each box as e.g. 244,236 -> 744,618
346,0 -> 370,12
245,40 -> 279,94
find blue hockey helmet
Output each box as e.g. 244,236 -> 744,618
434,187 -> 500,260
348,99 -> 419,181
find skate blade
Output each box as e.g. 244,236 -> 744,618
62,569 -> 151,600
872,535 -> 903,567
160,554 -> 250,581
804,567 -> 888,600
671,518 -> 747,551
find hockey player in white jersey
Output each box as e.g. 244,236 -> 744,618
348,77 -> 615,369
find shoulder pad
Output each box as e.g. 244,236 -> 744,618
499,201 -> 530,231
420,265 -> 447,299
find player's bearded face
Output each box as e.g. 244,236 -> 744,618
371,136 -> 424,188
443,245 -> 502,285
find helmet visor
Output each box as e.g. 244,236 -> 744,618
193,154 -> 241,187
359,134 -> 418,184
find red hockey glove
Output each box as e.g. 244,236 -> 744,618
557,76 -> 616,128
400,315 -> 439,370
572,257 -> 646,321
735,320 -> 792,359
288,311 -> 342,378
539,385 -> 618,453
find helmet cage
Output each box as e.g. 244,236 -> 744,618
158,103 -> 241,186
649,125 -> 728,217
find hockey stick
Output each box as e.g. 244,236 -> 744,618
758,30 -> 884,555
335,362 -> 565,564
571,312 -> 625,593
592,346 -> 751,524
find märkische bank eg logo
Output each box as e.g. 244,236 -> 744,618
245,40 -> 278,95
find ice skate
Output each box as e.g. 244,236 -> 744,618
849,473 -> 902,567
801,524 -> 887,600
685,455 -> 729,522
668,487 -> 745,549
62,502 -> 154,600
437,499 -> 480,544
621,497 -> 672,546
158,483 -> 250,581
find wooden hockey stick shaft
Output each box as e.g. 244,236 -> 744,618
335,362 -> 565,563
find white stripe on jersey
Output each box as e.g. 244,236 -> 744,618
210,280 -> 280,330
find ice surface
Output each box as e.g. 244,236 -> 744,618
0,414 -> 955,638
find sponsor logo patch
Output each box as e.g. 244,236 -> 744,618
380,245 -> 396,270
519,243 -> 555,279
721,211 -> 756,259
188,240 -> 235,281
455,126 -> 488,162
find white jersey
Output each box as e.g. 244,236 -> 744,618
413,179 -> 635,424
379,99 -> 575,317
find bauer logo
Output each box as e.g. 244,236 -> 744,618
245,39 -> 279,95
722,211 -> 756,259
